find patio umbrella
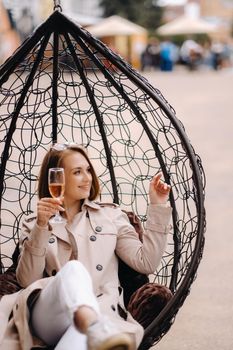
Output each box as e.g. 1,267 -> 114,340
156,15 -> 217,36
86,15 -> 147,37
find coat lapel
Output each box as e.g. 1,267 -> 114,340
49,221 -> 71,244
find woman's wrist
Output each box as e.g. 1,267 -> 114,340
149,202 -> 169,208
36,219 -> 48,228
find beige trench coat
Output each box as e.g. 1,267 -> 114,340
0,199 -> 172,349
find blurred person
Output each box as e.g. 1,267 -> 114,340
159,39 -> 178,72
220,40 -> 233,69
201,40 -> 214,70
0,143 -> 172,350
148,38 -> 161,69
180,39 -> 203,71
141,38 -> 160,71
16,7 -> 34,41
141,44 -> 153,71
211,40 -> 224,71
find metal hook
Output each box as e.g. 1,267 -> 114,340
53,0 -> 62,12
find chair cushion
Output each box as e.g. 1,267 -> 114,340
0,267 -> 21,299
127,282 -> 173,328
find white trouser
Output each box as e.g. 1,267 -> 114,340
31,260 -> 100,349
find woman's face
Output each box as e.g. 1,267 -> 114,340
62,151 -> 92,203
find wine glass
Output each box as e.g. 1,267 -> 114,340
48,167 -> 66,224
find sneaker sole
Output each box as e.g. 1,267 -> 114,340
95,333 -> 134,350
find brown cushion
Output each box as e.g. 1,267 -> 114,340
0,267 -> 21,299
123,211 -> 144,242
127,282 -> 173,328
0,243 -> 21,299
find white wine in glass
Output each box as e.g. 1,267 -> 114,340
48,167 -> 66,223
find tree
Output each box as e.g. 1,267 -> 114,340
99,0 -> 163,34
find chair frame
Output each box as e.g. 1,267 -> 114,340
0,9 -> 206,349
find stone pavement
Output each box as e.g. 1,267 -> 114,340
141,68 -> 233,349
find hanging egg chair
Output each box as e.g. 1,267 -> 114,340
0,4 -> 206,349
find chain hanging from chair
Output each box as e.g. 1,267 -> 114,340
53,0 -> 62,12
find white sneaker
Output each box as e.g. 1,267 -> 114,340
87,317 -> 134,350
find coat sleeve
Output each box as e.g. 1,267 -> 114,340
16,216 -> 51,288
113,204 -> 172,274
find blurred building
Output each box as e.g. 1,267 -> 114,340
161,0 -> 233,40
40,0 -> 102,26
2,0 -> 103,32
0,0 -> 20,63
199,0 -> 233,40
62,0 -> 102,18
162,5 -> 185,23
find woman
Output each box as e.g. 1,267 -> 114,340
0,143 -> 172,350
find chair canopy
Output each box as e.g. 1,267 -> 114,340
0,8 -> 206,349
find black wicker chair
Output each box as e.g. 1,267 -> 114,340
0,5 -> 206,350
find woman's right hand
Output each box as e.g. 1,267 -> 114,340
36,198 -> 65,227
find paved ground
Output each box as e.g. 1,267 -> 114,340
141,67 -> 233,349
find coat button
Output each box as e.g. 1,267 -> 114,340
95,226 -> 102,233
52,269 -> 57,276
49,237 -> 55,244
90,235 -> 97,241
96,264 -> 103,271
111,305 -> 116,311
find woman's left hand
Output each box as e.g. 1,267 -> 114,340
149,172 -> 171,205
